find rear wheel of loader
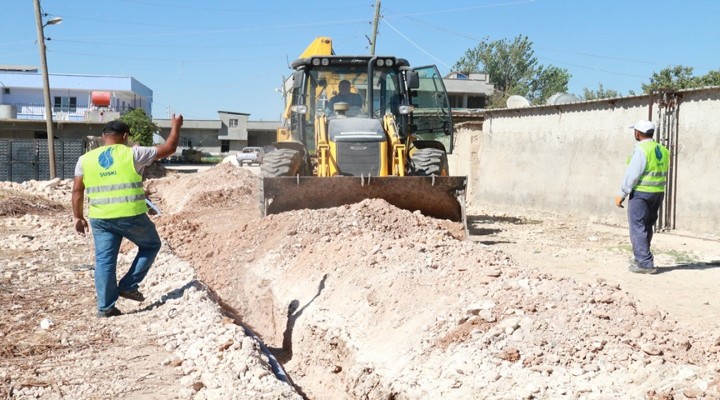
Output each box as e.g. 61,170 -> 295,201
261,148 -> 305,177
410,148 -> 448,176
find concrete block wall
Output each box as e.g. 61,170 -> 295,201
462,87 -> 720,235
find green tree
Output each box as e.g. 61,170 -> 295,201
582,83 -> 621,100
695,69 -> 720,87
642,65 -> 720,93
642,65 -> 697,92
452,35 -> 570,107
528,65 -> 571,104
119,108 -> 157,147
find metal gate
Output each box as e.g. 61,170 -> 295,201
653,91 -> 681,231
0,139 -> 84,183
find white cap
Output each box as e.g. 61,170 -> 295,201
629,120 -> 655,134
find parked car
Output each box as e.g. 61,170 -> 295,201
236,146 -> 265,165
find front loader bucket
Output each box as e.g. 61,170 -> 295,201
262,176 -> 467,223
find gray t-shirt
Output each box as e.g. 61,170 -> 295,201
74,146 -> 158,177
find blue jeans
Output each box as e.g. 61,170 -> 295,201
89,213 -> 161,311
627,191 -> 664,269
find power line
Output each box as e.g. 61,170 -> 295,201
0,41 -> 37,47
382,5 -> 709,76
0,50 -> 38,58
383,0 -> 537,19
48,49 -> 277,64
52,39 -> 296,49
381,19 -> 452,71
115,0 -> 368,14
537,57 -> 647,79
52,18 -> 370,42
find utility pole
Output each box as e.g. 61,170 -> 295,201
369,0 -> 381,55
33,0 -> 57,179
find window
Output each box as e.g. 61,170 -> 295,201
2,88 -> 9,94
229,118 -> 238,127
221,140 -> 229,153
467,96 -> 485,109
53,96 -> 77,112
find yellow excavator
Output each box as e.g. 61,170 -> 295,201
261,37 -> 467,224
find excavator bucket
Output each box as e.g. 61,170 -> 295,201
262,176 -> 467,223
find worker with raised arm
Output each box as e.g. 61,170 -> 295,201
72,114 -> 183,317
615,119 -> 670,274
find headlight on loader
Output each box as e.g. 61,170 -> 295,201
291,105 -> 308,114
398,105 -> 414,115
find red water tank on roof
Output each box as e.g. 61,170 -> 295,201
91,91 -> 111,107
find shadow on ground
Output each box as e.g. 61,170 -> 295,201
129,280 -> 199,315
466,214 -> 542,244
656,260 -> 720,274
269,274 -> 328,364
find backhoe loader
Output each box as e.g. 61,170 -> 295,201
262,38 -> 467,224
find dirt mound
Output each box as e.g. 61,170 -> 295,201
0,186 -> 66,217
149,165 -> 720,399
0,171 -> 301,400
4,163 -> 720,399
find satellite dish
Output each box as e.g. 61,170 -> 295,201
546,93 -> 562,105
506,95 -> 530,109
552,93 -> 580,105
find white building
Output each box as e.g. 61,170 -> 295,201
0,65 -> 152,122
443,72 -> 495,109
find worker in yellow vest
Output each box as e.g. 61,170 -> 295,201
614,119 -> 670,274
72,114 -> 183,317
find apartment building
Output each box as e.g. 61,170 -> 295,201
0,65 -> 152,123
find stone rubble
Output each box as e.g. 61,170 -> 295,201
1,163 -> 719,399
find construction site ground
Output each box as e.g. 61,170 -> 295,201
1,163 -> 719,399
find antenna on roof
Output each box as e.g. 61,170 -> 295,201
551,93 -> 580,105
506,95 -> 530,109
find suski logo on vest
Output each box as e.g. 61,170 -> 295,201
99,171 -> 118,177
98,148 -> 114,169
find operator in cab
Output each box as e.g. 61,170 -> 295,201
326,79 -> 363,115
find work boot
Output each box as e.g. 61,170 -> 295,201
97,307 -> 122,318
628,264 -> 657,274
119,290 -> 145,302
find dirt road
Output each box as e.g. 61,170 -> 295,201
2,165 -> 719,399
467,206 -> 720,332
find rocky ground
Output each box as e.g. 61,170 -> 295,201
1,163 -> 719,399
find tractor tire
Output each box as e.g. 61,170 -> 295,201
260,148 -> 305,177
409,148 -> 449,176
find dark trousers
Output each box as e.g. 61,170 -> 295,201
627,191 -> 664,268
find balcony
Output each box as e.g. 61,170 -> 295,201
1,102 -> 120,122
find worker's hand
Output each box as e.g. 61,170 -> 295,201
74,217 -> 88,236
614,196 -> 625,208
171,113 -> 184,128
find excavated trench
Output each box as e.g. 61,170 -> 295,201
147,164 -> 720,400
148,164 -> 473,398
208,279 -> 332,399
6,165 -> 720,398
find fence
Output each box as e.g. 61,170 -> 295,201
0,139 -> 84,183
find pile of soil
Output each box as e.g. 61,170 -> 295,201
2,163 -> 720,399
150,164 -> 720,399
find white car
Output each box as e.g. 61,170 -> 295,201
236,147 -> 265,165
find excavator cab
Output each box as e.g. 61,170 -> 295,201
263,53 -> 466,226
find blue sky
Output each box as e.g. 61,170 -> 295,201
3,0 -> 718,121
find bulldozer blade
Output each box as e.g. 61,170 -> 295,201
262,176 -> 467,223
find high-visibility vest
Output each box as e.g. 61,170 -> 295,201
634,140 -> 670,193
82,144 -> 147,218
